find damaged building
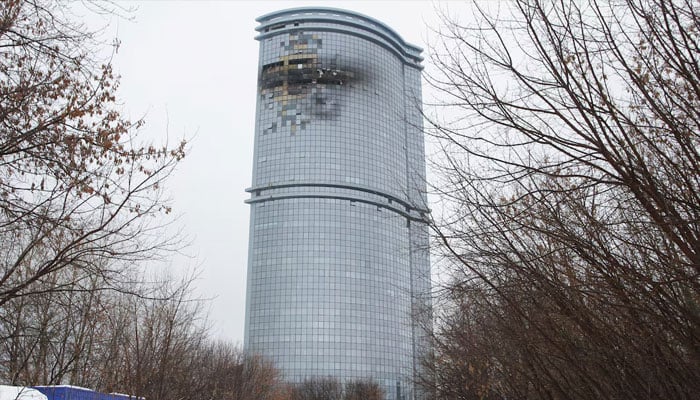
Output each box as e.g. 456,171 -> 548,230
244,7 -> 430,400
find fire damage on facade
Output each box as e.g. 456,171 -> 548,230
259,32 -> 357,135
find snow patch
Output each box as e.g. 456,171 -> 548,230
0,386 -> 48,400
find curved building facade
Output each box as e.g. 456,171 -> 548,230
244,8 -> 430,399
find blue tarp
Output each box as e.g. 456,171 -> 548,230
31,386 -> 136,400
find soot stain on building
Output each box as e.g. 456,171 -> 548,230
259,32 -> 362,136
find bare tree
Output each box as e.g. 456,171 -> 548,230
0,3 -> 294,399
0,264 -> 289,399
0,0 -> 186,307
200,343 -> 287,400
342,379 -> 384,400
0,0 -> 191,391
0,266 -> 108,385
422,0 -> 700,399
285,377 -> 385,400
289,377 -> 343,400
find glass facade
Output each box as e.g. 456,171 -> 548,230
245,8 -> 430,400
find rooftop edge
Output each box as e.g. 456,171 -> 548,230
255,7 -> 423,62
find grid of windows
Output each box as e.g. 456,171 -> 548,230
246,8 -> 429,400
247,199 -> 413,380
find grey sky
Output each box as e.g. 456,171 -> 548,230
100,1 -> 449,344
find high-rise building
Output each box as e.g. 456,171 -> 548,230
244,7 -> 430,399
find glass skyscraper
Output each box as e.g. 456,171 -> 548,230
244,7 -> 430,399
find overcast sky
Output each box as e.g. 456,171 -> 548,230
93,1 -> 458,344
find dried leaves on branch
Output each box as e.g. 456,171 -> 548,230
0,3 -> 291,399
0,0 -> 186,306
424,0 -> 700,399
0,3 -> 288,399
